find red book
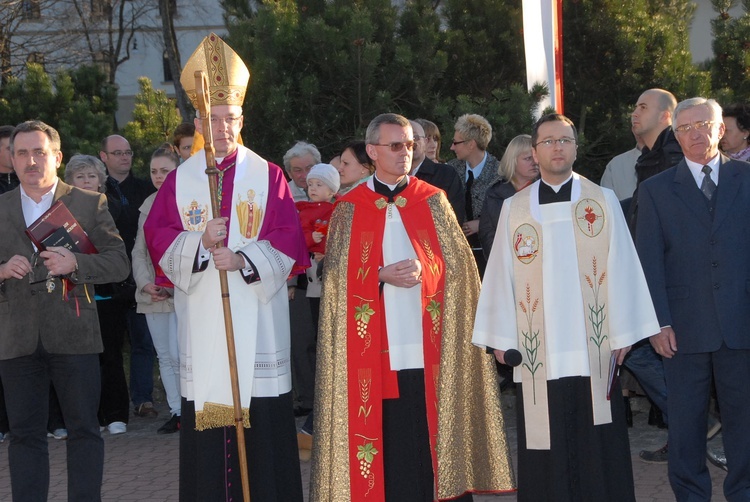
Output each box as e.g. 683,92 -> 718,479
25,200 -> 98,255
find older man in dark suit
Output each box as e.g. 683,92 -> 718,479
636,98 -> 750,501
0,120 -> 129,502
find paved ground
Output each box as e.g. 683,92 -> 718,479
0,394 -> 728,501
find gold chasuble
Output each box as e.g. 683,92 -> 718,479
509,178 -> 613,449
311,179 -> 515,501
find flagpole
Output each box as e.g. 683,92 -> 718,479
553,0 -> 564,114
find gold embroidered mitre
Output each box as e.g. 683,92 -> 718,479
180,33 -> 250,109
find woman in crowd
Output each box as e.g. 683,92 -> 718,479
336,140 -> 374,196
478,134 -> 539,259
298,144 -> 373,458
448,113 -> 501,276
721,103 -> 750,161
172,123 -> 195,162
415,118 -> 443,162
132,144 -> 181,434
65,155 -> 130,435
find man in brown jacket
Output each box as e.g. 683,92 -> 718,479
0,120 -> 129,502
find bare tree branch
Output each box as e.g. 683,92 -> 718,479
159,0 -> 192,121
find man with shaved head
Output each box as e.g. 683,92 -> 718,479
631,88 -> 682,187
624,89 -> 685,464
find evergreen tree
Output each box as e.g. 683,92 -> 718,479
121,77 -> 182,177
222,0 -> 541,163
0,63 -> 116,162
563,0 -> 709,179
435,0 -> 541,159
224,0 -> 423,161
710,0 -> 750,104
221,0 -> 707,178
439,0 -> 526,98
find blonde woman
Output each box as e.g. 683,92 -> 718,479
478,134 -> 539,259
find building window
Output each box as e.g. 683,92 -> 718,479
163,51 -> 173,82
21,0 -> 42,20
91,0 -> 111,19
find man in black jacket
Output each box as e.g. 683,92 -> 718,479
627,88 -> 683,233
409,120 -> 465,223
100,135 -> 158,423
0,126 -> 19,195
625,88 -> 684,465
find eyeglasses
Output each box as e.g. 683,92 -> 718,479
674,120 -> 714,134
535,138 -> 576,148
210,116 -> 242,126
14,149 -> 56,160
372,141 -> 415,152
451,140 -> 467,146
106,150 -> 133,158
290,164 -> 314,174
413,135 -> 426,141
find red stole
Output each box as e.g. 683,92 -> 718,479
343,180 -> 446,500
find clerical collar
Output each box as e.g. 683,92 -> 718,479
539,176 -> 573,204
373,174 -> 408,201
216,149 -> 238,171
541,174 -> 573,193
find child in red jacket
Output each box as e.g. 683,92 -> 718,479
295,163 -> 340,255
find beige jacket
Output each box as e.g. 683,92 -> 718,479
132,192 -> 174,314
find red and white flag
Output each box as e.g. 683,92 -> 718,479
522,0 -> 564,117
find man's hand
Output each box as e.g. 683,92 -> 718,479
288,285 -> 296,301
613,346 -> 632,365
201,217 -> 229,249
40,246 -> 77,276
650,327 -> 677,358
211,247 -> 245,271
0,255 -> 33,281
143,283 -> 170,302
378,259 -> 422,288
462,219 -> 479,236
493,349 -> 509,365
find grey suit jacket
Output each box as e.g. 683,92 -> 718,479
0,181 -> 130,359
448,153 -> 502,222
636,156 -> 750,353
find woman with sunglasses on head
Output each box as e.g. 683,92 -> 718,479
447,114 -> 502,277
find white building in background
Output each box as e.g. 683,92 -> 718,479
690,0 -> 745,64
6,0 -> 223,126
111,3 -> 225,125
4,0 -> 744,126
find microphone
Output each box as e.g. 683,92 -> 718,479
503,349 -> 522,367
